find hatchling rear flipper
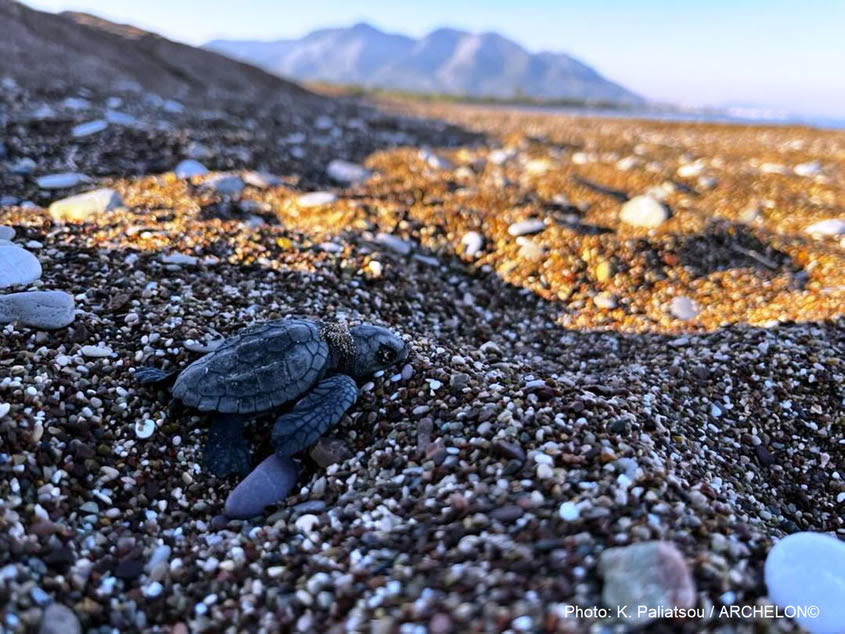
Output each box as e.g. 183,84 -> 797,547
204,414 -> 251,477
272,374 -> 358,457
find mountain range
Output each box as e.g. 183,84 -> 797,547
206,23 -> 642,104
0,0 -> 305,101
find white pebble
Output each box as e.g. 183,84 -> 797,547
135,419 -> 156,439
295,514 -> 320,536
558,501 -> 580,521
142,581 -> 163,598
765,532 -> 845,634
80,345 -> 114,358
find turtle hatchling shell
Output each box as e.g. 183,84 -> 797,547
172,319 -> 328,414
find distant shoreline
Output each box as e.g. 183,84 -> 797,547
308,82 -> 845,131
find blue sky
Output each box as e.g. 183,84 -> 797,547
24,0 -> 845,119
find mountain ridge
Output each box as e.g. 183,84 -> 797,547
0,0 -> 309,102
206,22 -> 642,104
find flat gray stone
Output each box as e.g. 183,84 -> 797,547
49,188 -> 122,223
0,290 -> 75,329
207,175 -> 245,196
376,233 -> 412,255
599,541 -> 696,625
174,159 -> 208,178
0,244 -> 42,287
765,532 -> 845,634
0,226 -> 14,241
10,158 -> 36,175
38,603 -> 81,634
224,455 -> 298,519
105,110 -> 141,127
71,119 -> 108,137
36,172 -> 91,190
327,159 -> 370,184
620,195 -> 670,228
160,253 -> 198,265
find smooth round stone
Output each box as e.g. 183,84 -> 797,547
0,245 -> 42,287
135,419 -> 156,439
794,161 -> 821,177
508,219 -> 546,236
49,188 -> 122,223
224,455 -> 298,519
600,541 -> 695,625
676,161 -> 704,178
174,159 -> 208,178
461,231 -> 483,257
558,501 -> 580,521
670,296 -> 699,320
0,226 -> 15,241
71,119 -> 108,137
36,172 -> 91,189
0,290 -> 75,329
80,345 -> 114,358
619,195 -> 670,228
805,219 -> 845,236
38,603 -> 81,634
765,532 -> 845,634
375,233 -> 412,255
207,175 -> 245,196
326,159 -> 370,184
298,192 -> 336,208
162,99 -> 184,114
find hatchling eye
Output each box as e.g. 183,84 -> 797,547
377,345 -> 395,363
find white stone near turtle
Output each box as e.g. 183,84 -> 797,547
764,532 -> 845,634
0,290 -> 75,329
0,245 -> 42,288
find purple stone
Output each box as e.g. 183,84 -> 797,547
224,455 -> 298,519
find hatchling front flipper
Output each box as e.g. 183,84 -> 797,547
271,374 -> 358,457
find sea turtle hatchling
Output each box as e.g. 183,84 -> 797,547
133,318 -> 408,476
